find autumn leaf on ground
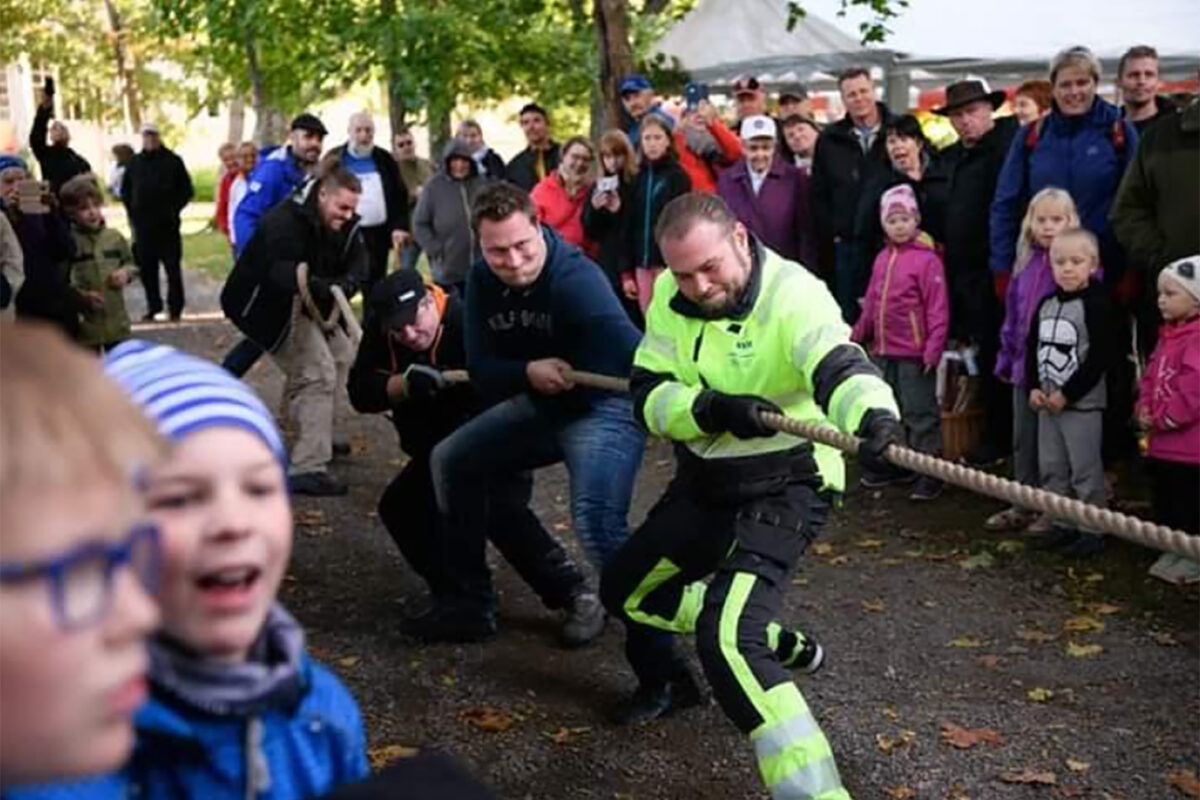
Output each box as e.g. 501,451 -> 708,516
946,780 -> 971,799
1066,758 -> 1091,773
941,721 -> 1004,749
440,674 -> 457,688
296,509 -> 325,525
1026,687 -> 1054,702
1168,769 -> 1200,797
858,538 -> 886,549
882,706 -> 901,721
1088,602 -> 1121,615
861,598 -> 887,613
1083,571 -> 1104,583
1065,641 -> 1104,658
368,744 -> 419,768
460,706 -> 515,732
812,542 -> 835,556
995,539 -> 1025,554
881,557 -> 904,566
544,726 -> 591,745
876,729 -> 916,754
1150,630 -> 1180,647
977,655 -> 1002,668
884,786 -> 916,799
1062,615 -> 1105,633
948,637 -> 986,648
958,551 -> 995,570
791,576 -> 809,586
828,555 -> 851,566
1017,627 -> 1059,644
998,768 -> 1057,785
337,655 -> 360,668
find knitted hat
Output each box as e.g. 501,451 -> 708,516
0,154 -> 27,173
880,184 -> 920,224
1159,255 -> 1200,302
103,340 -> 287,464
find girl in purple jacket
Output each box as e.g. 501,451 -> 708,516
1136,257 -> 1200,584
851,184 -> 949,501
987,188 -> 1080,533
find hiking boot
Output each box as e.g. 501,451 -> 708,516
1060,533 -> 1105,558
1031,525 -> 1081,551
290,471 -> 348,497
613,673 -> 704,725
909,476 -> 944,502
984,507 -> 1034,532
859,465 -> 917,488
561,591 -> 606,648
780,634 -> 825,675
401,604 -> 497,643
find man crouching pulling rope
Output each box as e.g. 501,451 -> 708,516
601,192 -> 903,800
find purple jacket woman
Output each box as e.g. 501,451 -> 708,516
851,232 -> 949,370
717,157 -> 815,266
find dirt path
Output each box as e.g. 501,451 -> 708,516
140,273 -> 1198,800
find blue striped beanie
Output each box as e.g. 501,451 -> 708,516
103,340 -> 287,465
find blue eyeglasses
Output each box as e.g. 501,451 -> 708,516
0,524 -> 160,631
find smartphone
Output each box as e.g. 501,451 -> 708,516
596,175 -> 619,194
684,81 -> 709,113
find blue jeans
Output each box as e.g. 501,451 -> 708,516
430,393 -> 646,613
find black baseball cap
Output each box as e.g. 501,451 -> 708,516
290,112 -> 328,136
370,269 -> 428,330
733,75 -> 762,97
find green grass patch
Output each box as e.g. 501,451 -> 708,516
183,229 -> 234,281
191,167 -> 218,203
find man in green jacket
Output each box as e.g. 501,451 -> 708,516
600,193 -> 903,799
1111,97 -> 1199,354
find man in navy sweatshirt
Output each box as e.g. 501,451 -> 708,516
413,182 -> 650,656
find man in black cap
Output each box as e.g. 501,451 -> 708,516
505,103 -> 561,192
777,85 -> 812,120
929,79 -> 1018,467
347,268 -> 605,645
224,112 -> 329,377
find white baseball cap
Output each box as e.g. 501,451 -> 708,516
739,115 -> 777,141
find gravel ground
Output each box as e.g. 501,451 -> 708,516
140,269 -> 1199,800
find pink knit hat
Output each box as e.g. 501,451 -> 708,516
880,184 -> 920,224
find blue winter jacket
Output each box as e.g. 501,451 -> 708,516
233,145 -> 308,258
6,656 -> 368,800
989,97 -> 1137,282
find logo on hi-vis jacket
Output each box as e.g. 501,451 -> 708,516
730,337 -> 756,364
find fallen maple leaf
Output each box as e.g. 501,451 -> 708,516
368,744 -> 419,768
998,768 -> 1057,785
1062,615 -> 1105,633
544,726 -> 591,744
858,538 -> 886,549
1026,687 -> 1054,703
1168,769 -> 1200,797
861,598 -> 887,613
812,542 -> 835,556
1066,758 -> 1090,773
1017,627 -> 1059,644
947,637 -> 986,648
884,786 -> 916,799
1065,641 -> 1104,658
460,706 -> 514,732
941,721 -> 1003,749
876,729 -> 916,754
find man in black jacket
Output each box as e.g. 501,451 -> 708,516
29,93 -> 91,196
931,80 -> 1020,465
330,111 -> 410,296
505,103 -> 560,191
122,123 -> 193,321
347,269 -> 602,645
810,67 -> 896,321
220,166 -> 369,496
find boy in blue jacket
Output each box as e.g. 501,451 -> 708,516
12,341 -> 368,799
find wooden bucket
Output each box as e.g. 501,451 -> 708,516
941,407 -> 984,461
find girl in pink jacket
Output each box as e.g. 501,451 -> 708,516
851,184 -> 949,501
1136,256 -> 1200,584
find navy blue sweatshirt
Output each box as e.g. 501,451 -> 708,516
464,226 -> 641,410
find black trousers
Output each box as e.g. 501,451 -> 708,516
134,224 -> 184,317
601,476 -> 832,733
377,455 -> 585,611
361,225 -> 393,299
1149,458 -> 1200,536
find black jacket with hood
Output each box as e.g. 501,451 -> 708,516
412,140 -> 489,287
29,105 -> 92,196
220,182 -> 370,352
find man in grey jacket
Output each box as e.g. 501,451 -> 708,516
412,140 -> 488,293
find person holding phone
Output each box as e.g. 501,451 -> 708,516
674,86 -> 743,194
583,130 -> 640,321
28,78 -> 92,197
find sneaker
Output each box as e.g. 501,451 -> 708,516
1024,514 -> 1054,534
1149,553 -> 1200,585
1030,525 -> 1081,551
561,591 -> 606,648
1060,533 -> 1105,558
985,507 -> 1034,532
860,466 -> 917,488
400,604 -> 497,643
909,476 -> 944,502
613,673 -> 704,725
289,471 -> 348,497
140,311 -> 160,323
780,634 -> 825,675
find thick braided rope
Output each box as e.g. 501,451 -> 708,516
295,263 -> 342,334
452,368 -> 1193,559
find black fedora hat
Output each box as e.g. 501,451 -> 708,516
933,80 -> 1007,115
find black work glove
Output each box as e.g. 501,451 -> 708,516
856,409 -> 903,474
692,390 -> 782,440
401,364 -> 446,401
308,275 -> 335,306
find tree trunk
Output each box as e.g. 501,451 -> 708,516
102,0 -> 141,131
227,95 -> 246,143
244,32 -> 287,145
380,0 -> 407,138
594,0 -> 635,132
428,101 -> 452,163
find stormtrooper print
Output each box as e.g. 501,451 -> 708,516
1037,314 -> 1081,387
